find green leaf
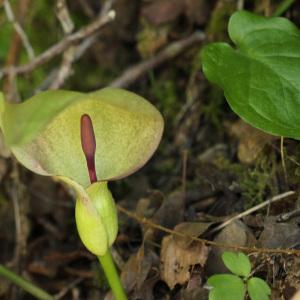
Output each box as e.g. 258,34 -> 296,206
208,274 -> 246,300
222,251 -> 251,277
247,277 -> 271,300
0,88 -> 164,188
202,11 -> 300,139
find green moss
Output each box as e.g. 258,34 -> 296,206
241,153 -> 277,208
215,152 -> 277,208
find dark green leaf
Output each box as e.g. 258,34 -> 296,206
202,11 -> 300,139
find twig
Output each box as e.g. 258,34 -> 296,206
110,247 -> 125,270
117,191 -> 300,256
270,143 -> 300,167
280,137 -> 288,183
277,207 -> 300,222
3,0 -> 34,60
110,31 -> 205,88
8,161 -> 29,268
10,181 -> 22,264
49,0 -> 75,89
181,150 -> 188,211
36,35 -> 99,92
3,0 -> 31,102
237,0 -> 244,10
54,278 -> 83,300
208,191 -> 295,235
77,0 -> 95,18
55,0 -> 74,34
0,8 -> 116,77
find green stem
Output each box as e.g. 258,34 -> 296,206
0,264 -> 54,300
98,250 -> 127,300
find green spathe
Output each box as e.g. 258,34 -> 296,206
202,11 -> 300,139
75,181 -> 117,255
0,88 -> 164,188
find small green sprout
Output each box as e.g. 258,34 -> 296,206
207,251 -> 271,300
0,87 -> 164,300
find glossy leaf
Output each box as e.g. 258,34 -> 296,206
222,251 -> 251,278
247,277 -> 271,300
202,11 -> 300,139
0,88 -> 164,188
208,274 -> 246,300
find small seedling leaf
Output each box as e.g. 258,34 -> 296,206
247,277 -> 271,300
222,251 -> 251,277
208,274 -> 246,300
202,11 -> 300,139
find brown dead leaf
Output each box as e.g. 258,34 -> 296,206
173,222 -> 214,249
292,290 -> 300,300
160,234 -> 209,289
259,216 -> 300,249
229,120 -> 277,164
184,0 -> 211,25
142,0 -> 184,26
142,0 -> 210,26
121,245 -> 159,294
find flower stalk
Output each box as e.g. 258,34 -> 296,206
80,113 -> 127,300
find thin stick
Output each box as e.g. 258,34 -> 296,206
3,0 -> 31,102
208,191 -> 295,234
280,136 -> 288,182
3,0 -> 35,60
49,0 -> 75,89
54,278 -> 83,300
110,31 -> 205,88
181,150 -> 188,211
237,0 -> 244,10
0,264 -> 54,300
0,9 -> 115,77
117,191 -> 300,256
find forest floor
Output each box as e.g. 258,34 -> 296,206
1,0 -> 300,299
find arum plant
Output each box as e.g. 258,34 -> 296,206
0,88 -> 164,300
